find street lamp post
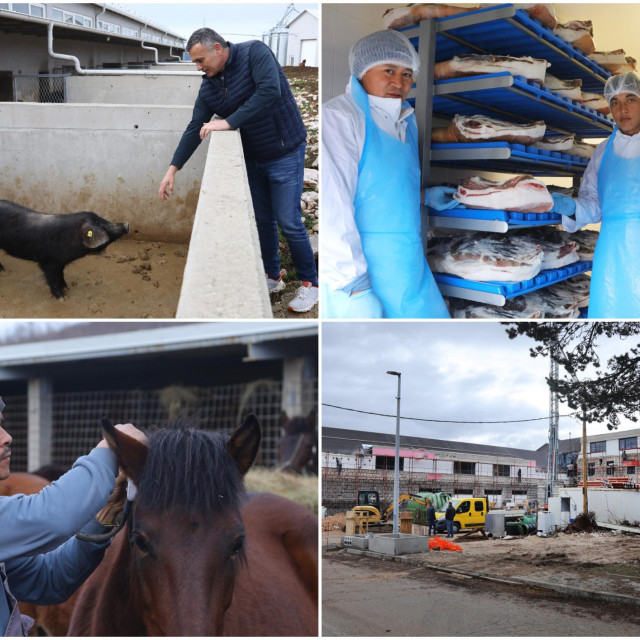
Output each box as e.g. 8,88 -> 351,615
387,370 -> 401,535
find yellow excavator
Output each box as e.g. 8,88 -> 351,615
351,490 -> 450,529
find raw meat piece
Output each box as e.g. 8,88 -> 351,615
533,134 -> 575,152
513,228 -> 579,270
524,288 -> 582,318
451,302 -> 542,319
546,274 -> 591,308
559,229 -> 599,260
589,50 -> 637,74
427,232 -> 543,282
520,4 -> 557,30
432,114 -> 546,144
381,3 -> 477,29
453,175 -> 553,213
577,91 -> 610,114
553,20 -> 595,55
434,54 -> 550,84
543,74 -> 583,100
569,141 -> 596,159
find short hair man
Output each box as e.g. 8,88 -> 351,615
159,28 -> 318,313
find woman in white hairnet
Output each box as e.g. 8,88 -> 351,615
551,71 -> 640,318
321,30 -> 449,319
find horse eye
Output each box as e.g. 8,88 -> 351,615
230,536 -> 244,556
132,532 -> 151,555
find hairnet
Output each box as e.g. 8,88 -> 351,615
0,397 -> 4,413
349,30 -> 420,80
604,71 -> 640,103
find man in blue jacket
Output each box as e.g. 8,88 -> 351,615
159,28 -> 319,313
0,397 -> 145,636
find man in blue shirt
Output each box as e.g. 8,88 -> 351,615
0,397 -> 144,636
159,28 -> 319,313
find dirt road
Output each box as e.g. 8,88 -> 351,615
323,553 -> 640,637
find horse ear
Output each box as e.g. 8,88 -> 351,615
101,418 -> 148,485
227,414 -> 262,476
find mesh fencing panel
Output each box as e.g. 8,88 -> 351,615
6,381 -> 317,472
13,74 -> 68,103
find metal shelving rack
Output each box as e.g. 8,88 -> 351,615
399,3 -> 613,307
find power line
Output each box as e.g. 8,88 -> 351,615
322,402 -> 577,424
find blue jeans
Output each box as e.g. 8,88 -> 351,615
246,143 -> 318,285
446,519 -> 454,537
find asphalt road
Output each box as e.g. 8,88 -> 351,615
323,553 -> 640,637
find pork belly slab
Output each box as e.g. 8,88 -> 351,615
432,114 -> 546,145
453,175 -> 553,213
434,54 -> 550,84
553,20 -> 596,55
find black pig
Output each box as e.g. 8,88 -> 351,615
0,199 -> 129,298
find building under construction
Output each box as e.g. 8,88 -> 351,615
322,426 -> 640,515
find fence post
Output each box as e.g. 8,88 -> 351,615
27,378 -> 53,470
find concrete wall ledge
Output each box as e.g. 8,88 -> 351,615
176,131 -> 272,319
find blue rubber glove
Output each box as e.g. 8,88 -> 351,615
425,186 -> 461,211
551,192 -> 576,217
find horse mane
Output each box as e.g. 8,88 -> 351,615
137,422 -> 246,515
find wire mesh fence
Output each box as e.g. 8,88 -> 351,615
13,74 -> 68,103
5,379 -> 317,472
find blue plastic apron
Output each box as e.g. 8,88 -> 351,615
590,127 -> 640,318
351,76 -> 449,319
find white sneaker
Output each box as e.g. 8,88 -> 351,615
266,274 -> 285,294
288,281 -> 319,313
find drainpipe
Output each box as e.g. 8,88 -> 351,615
47,22 -> 200,76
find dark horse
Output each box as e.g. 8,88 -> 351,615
67,415 -> 318,636
278,411 -> 317,474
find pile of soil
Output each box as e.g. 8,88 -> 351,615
323,513 -> 347,532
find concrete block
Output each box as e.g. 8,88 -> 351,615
368,533 -> 428,556
341,535 -> 369,549
176,131 -> 272,319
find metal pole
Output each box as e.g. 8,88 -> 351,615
387,371 -> 402,535
582,408 -> 588,516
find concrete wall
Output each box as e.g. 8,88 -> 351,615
66,72 -> 200,105
0,101 -> 208,242
176,131 -> 272,319
558,488 -> 640,525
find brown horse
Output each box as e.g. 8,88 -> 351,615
0,472 -> 78,636
67,415 -> 318,636
278,411 -> 317,475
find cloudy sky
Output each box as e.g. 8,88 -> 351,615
322,322 -> 640,452
116,2 -> 317,42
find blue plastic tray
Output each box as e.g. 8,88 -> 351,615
434,260 -> 592,299
405,4 -> 610,93
431,72 -> 613,138
428,207 -> 562,227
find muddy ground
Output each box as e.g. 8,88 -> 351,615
324,527 -> 640,598
0,237 -> 187,318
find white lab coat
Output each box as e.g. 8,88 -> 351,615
321,79 -> 415,292
564,129 -> 640,231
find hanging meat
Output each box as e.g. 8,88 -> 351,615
589,50 -> 637,74
381,3 -> 478,29
533,134 -> 575,152
553,20 -> 596,55
432,114 -> 546,145
427,232 -> 543,282
434,54 -> 550,84
543,74 -> 583,100
453,175 -> 553,213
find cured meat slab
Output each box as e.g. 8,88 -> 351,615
577,91 -> 610,114
553,20 -> 595,55
451,302 -> 542,319
513,228 -> 579,270
432,114 -> 546,145
533,134 -> 575,152
453,175 -> 553,213
382,4 -> 557,30
559,229 -> 599,260
382,3 -> 478,29
589,50 -> 638,74
569,141 -> 597,159
543,74 -> 582,100
427,232 -> 543,282
434,54 -> 550,85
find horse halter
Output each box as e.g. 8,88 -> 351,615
75,480 -> 138,543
